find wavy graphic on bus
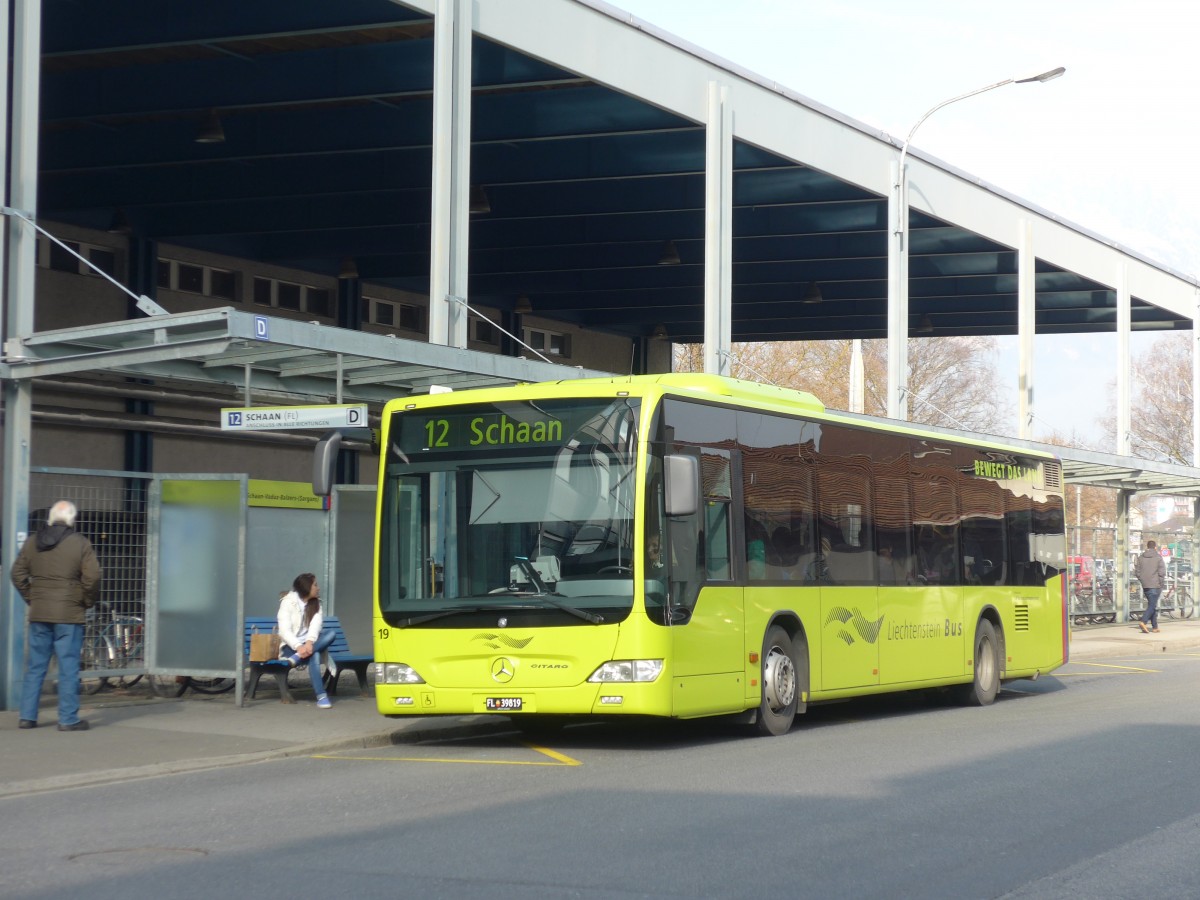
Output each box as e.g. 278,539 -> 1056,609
473,632 -> 535,650
825,607 -> 885,646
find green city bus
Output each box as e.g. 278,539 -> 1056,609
370,374 -> 1068,734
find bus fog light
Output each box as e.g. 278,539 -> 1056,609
588,659 -> 663,683
385,664 -> 425,684
394,696 -> 415,706
599,695 -> 623,705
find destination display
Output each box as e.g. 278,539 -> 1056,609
393,399 -> 637,456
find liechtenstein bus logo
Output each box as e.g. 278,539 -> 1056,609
825,607 -> 885,646
473,632 -> 534,651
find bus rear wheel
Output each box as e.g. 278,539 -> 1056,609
756,625 -> 800,736
955,619 -> 1000,706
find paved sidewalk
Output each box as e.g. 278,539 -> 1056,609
4,617 -> 1200,797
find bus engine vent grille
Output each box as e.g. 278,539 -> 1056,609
1013,602 -> 1030,631
1043,461 -> 1063,491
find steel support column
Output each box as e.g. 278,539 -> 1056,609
886,160 -> 908,420
1017,219 -> 1036,439
427,0 -> 471,349
1,0 -> 41,711
703,82 -> 732,376
1117,263 -> 1131,455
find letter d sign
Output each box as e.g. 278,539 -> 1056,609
347,407 -> 362,426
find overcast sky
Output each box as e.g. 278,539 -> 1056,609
611,0 -> 1200,445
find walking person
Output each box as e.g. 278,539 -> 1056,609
11,500 -> 102,731
277,572 -> 337,708
1135,539 -> 1167,634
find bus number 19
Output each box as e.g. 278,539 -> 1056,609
425,418 -> 450,448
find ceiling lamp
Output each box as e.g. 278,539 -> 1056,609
338,257 -> 359,280
469,185 -> 491,214
801,282 -> 823,304
658,240 -> 681,266
194,108 -> 226,144
916,314 -> 934,334
652,323 -> 669,341
514,294 -> 532,314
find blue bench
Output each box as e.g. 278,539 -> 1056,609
244,615 -> 372,702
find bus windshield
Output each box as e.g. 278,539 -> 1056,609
378,397 -> 641,627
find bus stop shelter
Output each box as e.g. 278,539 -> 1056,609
4,0 -> 1200,708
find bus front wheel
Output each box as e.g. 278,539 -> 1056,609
956,619 -> 1000,707
756,625 -> 800,736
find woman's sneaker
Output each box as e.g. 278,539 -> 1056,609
316,695 -> 332,709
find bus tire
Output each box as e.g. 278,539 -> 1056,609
956,619 -> 1000,707
756,625 -> 799,736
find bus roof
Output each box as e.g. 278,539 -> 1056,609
389,373 -> 1058,462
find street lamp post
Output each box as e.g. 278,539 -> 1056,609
886,66 -> 1066,421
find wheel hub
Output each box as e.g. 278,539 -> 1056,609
763,647 -> 796,711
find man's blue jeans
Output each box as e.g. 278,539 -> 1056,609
20,621 -> 84,725
1142,587 -> 1162,629
284,628 -> 336,697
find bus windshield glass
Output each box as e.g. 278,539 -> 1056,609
379,397 -> 641,627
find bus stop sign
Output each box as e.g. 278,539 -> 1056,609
221,404 -> 367,431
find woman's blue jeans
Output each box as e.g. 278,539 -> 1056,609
284,628 -> 336,697
21,622 -> 84,725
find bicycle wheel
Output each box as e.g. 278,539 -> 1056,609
78,630 -> 113,695
1181,588 -> 1195,619
148,674 -> 188,698
188,677 -> 236,695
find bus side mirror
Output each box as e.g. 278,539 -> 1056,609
312,430 -> 342,496
665,453 -> 698,518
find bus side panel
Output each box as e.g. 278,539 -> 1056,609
1000,578 -> 1068,674
877,585 -> 965,684
672,585 -> 746,717
820,585 -> 880,689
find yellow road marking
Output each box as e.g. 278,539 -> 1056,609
1063,661 -> 1160,674
313,741 -> 582,768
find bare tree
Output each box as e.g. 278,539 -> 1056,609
1102,333 -> 1191,464
673,336 -> 1009,434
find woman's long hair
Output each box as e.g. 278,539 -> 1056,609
293,572 -> 320,628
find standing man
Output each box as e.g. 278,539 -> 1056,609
1135,539 -> 1167,635
10,500 -> 102,730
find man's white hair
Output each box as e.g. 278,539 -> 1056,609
48,500 -> 77,527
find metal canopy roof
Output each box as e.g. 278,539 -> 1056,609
38,0 -> 1194,346
17,0 -> 1200,495
1,308 -> 608,402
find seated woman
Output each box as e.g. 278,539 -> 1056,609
277,572 -> 337,709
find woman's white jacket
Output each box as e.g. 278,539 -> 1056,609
276,590 -> 324,657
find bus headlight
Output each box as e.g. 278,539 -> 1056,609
587,659 -> 663,683
372,662 -> 426,684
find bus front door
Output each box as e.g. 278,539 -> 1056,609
669,497 -> 745,717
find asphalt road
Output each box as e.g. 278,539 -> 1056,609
5,653 -> 1200,899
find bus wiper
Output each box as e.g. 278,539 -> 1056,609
530,593 -> 605,625
394,605 -> 494,627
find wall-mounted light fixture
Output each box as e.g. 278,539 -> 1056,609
107,209 -> 132,235
194,108 -> 226,144
657,240 -> 681,266
470,185 -> 491,214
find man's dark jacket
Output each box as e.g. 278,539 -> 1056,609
10,525 -> 102,624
